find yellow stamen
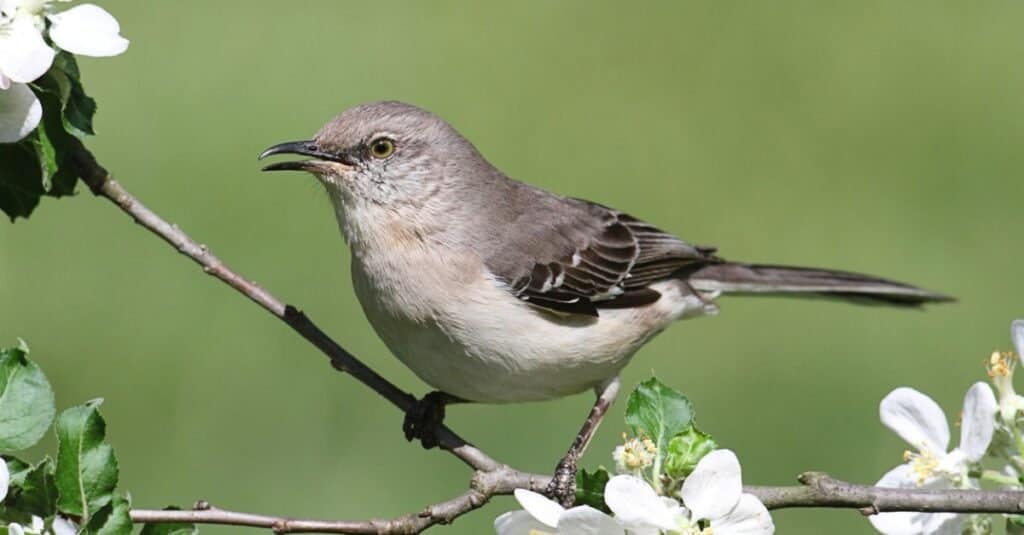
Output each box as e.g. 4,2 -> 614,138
903,448 -> 940,486
987,351 -> 1015,378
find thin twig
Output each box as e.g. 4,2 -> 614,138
127,471 -> 1024,533
68,139 -> 494,472
130,468 -> 548,534
753,472 -> 1024,514
68,140 -> 1024,533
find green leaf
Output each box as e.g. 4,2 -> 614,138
83,492 -> 132,535
663,426 -> 718,480
5,456 -> 31,485
574,467 -> 611,513
139,508 -> 199,535
52,53 -> 97,138
1,52 -> 98,221
624,378 -> 694,454
0,143 -> 45,220
55,399 -> 119,522
31,72 -> 79,197
0,341 -> 56,451
29,119 -> 60,190
6,457 -> 58,517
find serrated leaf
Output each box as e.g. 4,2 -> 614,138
52,53 -> 96,138
6,457 -> 58,517
663,426 -> 718,480
31,72 -> 79,197
624,378 -> 694,454
0,143 -> 45,220
0,343 -> 56,451
29,119 -> 60,190
55,400 -> 119,521
83,492 -> 132,535
574,467 -> 611,513
139,508 -> 199,535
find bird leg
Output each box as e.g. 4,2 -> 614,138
403,391 -> 466,449
545,376 -> 622,507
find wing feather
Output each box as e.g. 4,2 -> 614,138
487,197 -> 718,316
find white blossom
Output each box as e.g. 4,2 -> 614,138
0,0 -> 126,142
50,516 -> 78,535
870,383 -> 998,535
495,488 -> 624,535
613,436 -> 658,475
7,515 -> 45,535
605,450 -> 773,535
0,456 -> 9,502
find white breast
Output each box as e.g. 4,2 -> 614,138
350,241 -> 716,403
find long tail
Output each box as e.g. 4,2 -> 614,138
686,263 -> 954,307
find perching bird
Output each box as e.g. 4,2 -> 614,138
259,101 -> 951,504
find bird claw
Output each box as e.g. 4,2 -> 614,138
545,454 -> 578,507
403,391 -> 449,449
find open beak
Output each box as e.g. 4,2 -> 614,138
258,140 -> 351,172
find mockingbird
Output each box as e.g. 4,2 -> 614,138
259,100 -> 950,504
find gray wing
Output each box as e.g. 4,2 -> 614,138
484,197 -> 719,317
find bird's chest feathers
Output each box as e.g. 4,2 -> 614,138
346,211 -> 479,323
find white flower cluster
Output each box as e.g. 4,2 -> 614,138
871,319 -> 1024,535
0,458 -> 77,535
495,449 -> 774,535
0,0 -> 127,142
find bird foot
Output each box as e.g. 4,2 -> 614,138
403,391 -> 449,449
545,454 -> 578,507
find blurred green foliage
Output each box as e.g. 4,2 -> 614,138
1,2 -> 1021,533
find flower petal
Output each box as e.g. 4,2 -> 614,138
922,512 -> 962,535
875,464 -> 917,489
1013,319 -> 1024,363
681,449 -> 743,521
513,489 -> 563,528
0,457 -> 9,502
0,82 -> 42,142
558,505 -> 625,535
51,516 -> 79,535
868,511 -> 925,535
713,493 -> 774,535
7,522 -> 25,535
494,510 -> 554,535
0,17 -> 55,83
959,382 -> 997,461
48,4 -> 129,57
879,387 -> 950,453
604,475 -> 680,531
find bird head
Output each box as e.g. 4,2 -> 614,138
259,100 -> 478,208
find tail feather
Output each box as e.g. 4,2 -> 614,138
687,263 -> 954,307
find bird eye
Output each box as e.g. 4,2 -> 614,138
369,138 -> 395,159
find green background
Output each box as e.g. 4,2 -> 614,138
2,2 -> 1022,533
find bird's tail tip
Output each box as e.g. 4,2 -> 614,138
687,263 -> 954,308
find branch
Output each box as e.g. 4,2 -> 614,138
68,139 -> 497,471
753,472 -> 1024,514
68,140 -> 1024,533
130,468 -> 548,534
126,471 -> 1024,533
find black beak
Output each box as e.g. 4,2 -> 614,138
258,140 -> 350,171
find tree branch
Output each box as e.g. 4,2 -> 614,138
130,467 -> 548,534
69,139 -> 496,472
127,471 -> 1024,533
68,140 -> 1024,533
